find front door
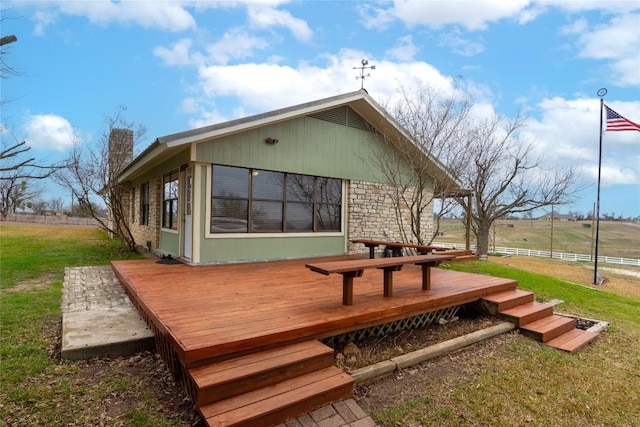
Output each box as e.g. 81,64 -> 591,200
182,167 -> 193,260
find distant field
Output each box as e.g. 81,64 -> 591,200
436,219 -> 640,259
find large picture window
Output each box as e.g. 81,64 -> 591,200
211,165 -> 342,233
163,171 -> 179,230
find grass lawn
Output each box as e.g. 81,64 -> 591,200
372,260 -> 640,426
0,224 -> 196,426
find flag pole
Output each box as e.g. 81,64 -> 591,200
593,88 -> 607,284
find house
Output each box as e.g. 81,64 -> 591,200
117,90 -> 466,265
537,212 -> 577,221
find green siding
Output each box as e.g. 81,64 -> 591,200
195,116 -> 387,182
160,231 -> 179,256
199,235 -> 344,263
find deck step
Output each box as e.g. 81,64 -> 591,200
482,289 -> 535,314
520,314 -> 576,343
500,301 -> 554,327
189,340 -> 335,406
546,328 -> 600,352
201,366 -> 354,427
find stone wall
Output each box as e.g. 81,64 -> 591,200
346,180 -> 433,256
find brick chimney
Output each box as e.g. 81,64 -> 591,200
108,128 -> 134,180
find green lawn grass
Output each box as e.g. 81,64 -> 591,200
373,260 -> 640,426
0,225 -> 192,426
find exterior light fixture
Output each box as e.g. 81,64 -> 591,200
265,137 -> 279,144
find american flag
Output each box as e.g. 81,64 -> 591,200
605,105 -> 640,132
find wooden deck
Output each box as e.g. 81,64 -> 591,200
112,256 -> 599,425
112,255 -> 517,368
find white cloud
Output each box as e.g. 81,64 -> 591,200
186,50 -> 458,126
32,10 -> 58,36
247,4 -> 313,41
22,114 -> 77,151
572,13 -> 640,86
560,18 -> 588,36
363,0 -> 531,31
541,0 -> 639,14
154,38 -> 199,67
24,0 -> 198,34
385,35 -> 419,62
205,28 -> 270,65
438,30 -> 485,57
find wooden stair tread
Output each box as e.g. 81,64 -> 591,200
482,289 -> 534,304
190,340 -> 335,406
500,301 -> 552,316
521,315 -> 575,342
201,367 -> 354,426
546,329 -> 599,352
500,301 -> 554,327
190,340 -> 332,388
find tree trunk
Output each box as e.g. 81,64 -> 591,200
476,221 -> 492,256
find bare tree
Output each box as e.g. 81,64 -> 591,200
456,114 -> 583,256
1,139 -> 61,178
0,178 -> 40,219
48,196 -> 65,213
54,106 -> 146,250
375,80 -> 583,255
374,79 -> 472,245
1,134 -> 61,219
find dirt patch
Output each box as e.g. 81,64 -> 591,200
1,273 -> 58,294
489,255 -> 640,300
334,314 -> 502,371
2,319 -> 205,427
355,331 -> 521,415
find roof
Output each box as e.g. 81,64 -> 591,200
118,89 -> 466,194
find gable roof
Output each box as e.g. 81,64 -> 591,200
118,89 -> 466,195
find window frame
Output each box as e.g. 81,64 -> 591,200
140,182 -> 150,226
130,187 -> 136,224
162,171 -> 179,230
210,164 -> 342,235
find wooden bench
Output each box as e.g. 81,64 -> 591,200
350,239 -> 448,259
305,254 -> 454,305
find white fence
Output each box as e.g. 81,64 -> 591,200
433,242 -> 640,267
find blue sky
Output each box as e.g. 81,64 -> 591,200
2,1 -> 639,218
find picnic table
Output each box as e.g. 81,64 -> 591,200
305,254 -> 455,305
351,239 -> 448,259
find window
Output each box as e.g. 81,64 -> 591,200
163,171 -> 179,230
130,187 -> 136,223
211,165 -> 342,233
140,182 -> 150,226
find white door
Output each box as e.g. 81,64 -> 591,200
182,167 -> 193,260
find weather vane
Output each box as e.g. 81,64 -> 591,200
353,59 -> 376,90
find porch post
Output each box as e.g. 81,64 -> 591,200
466,193 -> 472,251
